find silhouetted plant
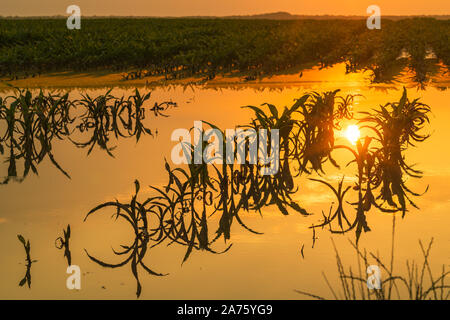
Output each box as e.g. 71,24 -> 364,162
359,87 -> 430,215
84,88 -> 432,296
310,88 -> 431,243
55,224 -> 72,266
0,88 -> 178,183
17,234 -> 36,288
295,238 -> 449,300
84,180 -> 167,298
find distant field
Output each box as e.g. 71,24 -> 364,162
0,18 -> 448,81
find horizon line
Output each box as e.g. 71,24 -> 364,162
1,11 -> 450,19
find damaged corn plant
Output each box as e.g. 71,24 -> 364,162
311,87 -> 431,242
0,88 -> 177,184
17,234 -> 36,289
84,180 -> 167,298
84,88 -> 431,297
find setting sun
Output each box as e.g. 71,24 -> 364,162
345,124 -> 360,145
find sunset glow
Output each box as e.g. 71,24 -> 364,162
345,124 -> 360,145
1,0 -> 449,17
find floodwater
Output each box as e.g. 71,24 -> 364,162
0,64 -> 449,299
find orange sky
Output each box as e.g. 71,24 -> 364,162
2,0 -> 449,17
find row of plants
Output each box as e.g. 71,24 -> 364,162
0,88 -> 177,183
0,18 -> 448,82
2,87 -> 433,298
82,88 -> 431,297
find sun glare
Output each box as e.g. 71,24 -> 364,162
345,125 -> 360,145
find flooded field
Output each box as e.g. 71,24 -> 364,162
0,64 -> 449,299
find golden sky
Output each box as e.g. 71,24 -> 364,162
2,0 -> 449,17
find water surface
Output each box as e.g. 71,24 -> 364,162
1,64 -> 449,299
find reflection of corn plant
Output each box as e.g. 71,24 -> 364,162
149,101 -> 177,117
71,89 -> 159,156
55,224 -> 72,266
359,87 -> 430,215
86,91 -> 353,267
84,180 -> 166,298
0,89 -> 74,183
295,238 -> 449,300
17,234 -> 36,288
244,90 -> 354,176
241,98 -> 312,215
0,88 -> 177,184
312,88 -> 431,243
150,161 -> 233,262
295,91 -> 354,173
83,98 -> 324,286
85,88 -> 432,291
310,178 -> 353,232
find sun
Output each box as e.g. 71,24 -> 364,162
345,125 -> 360,145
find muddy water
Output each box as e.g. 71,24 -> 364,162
0,65 -> 449,299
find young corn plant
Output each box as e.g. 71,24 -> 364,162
84,180 -> 167,298
0,88 -> 178,183
55,224 -> 72,266
17,234 -> 37,289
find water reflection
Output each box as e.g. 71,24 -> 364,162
55,225 -> 72,267
17,235 -> 36,288
0,88 -> 177,184
80,88 -> 431,297
84,181 -> 167,298
0,77 -> 442,295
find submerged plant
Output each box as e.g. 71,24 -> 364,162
55,224 -> 72,266
295,90 -> 354,173
0,88 -> 178,184
17,234 -> 36,288
359,87 -> 431,216
83,88 -> 432,296
310,88 -> 431,243
84,180 -> 167,298
0,89 -> 74,183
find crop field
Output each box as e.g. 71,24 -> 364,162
0,18 -> 448,82
1,13 -> 449,302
